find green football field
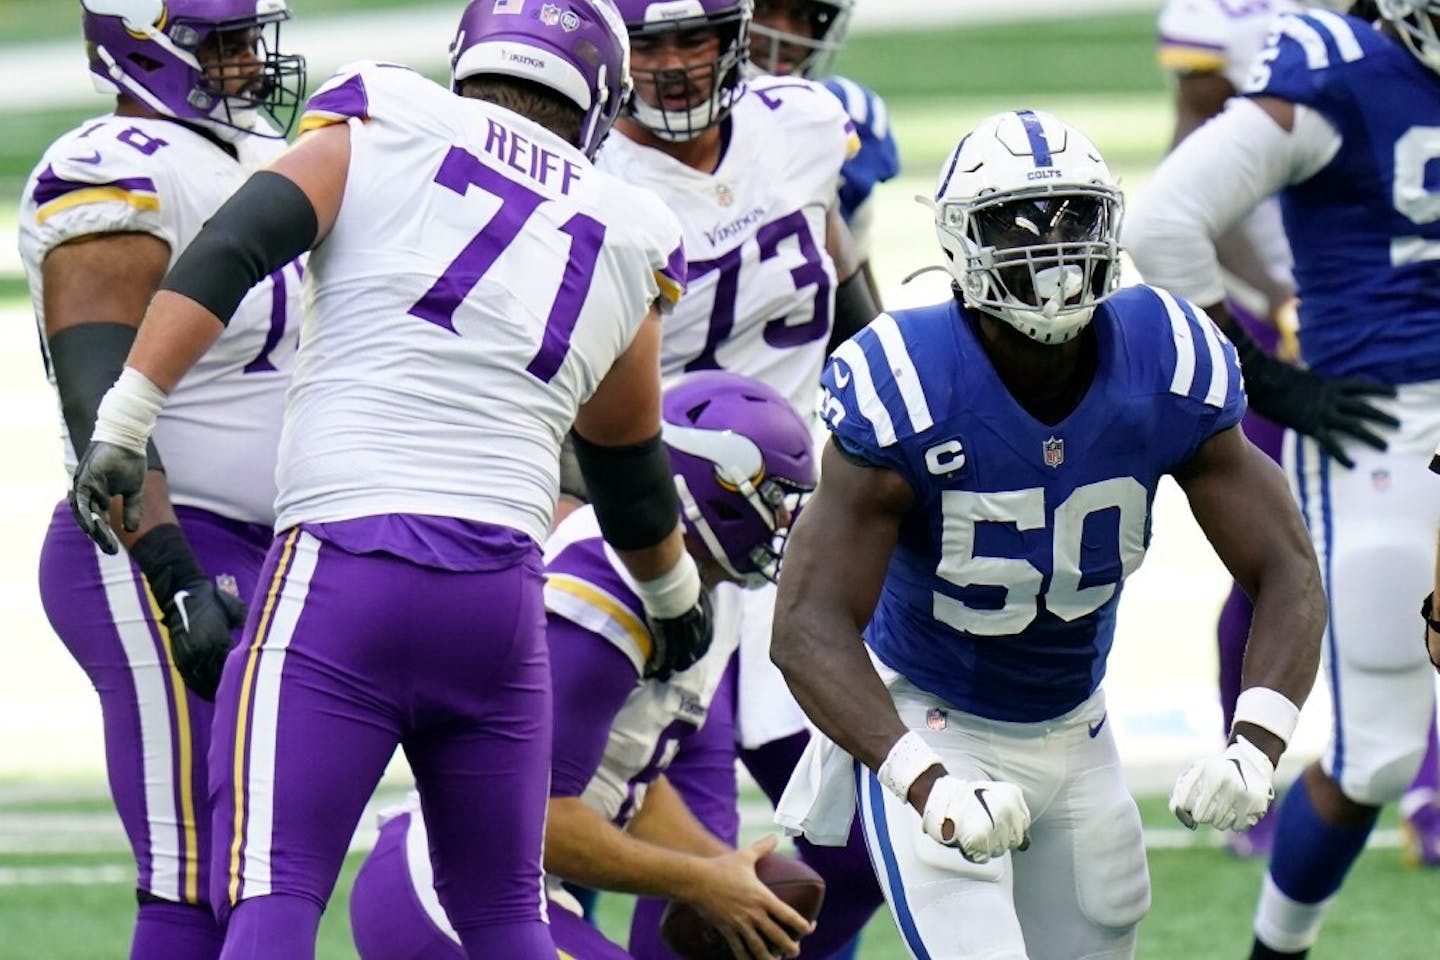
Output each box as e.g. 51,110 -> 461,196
2,6 -> 1439,959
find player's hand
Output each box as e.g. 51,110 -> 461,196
687,836 -> 813,960
69,440 -> 148,554
1169,735 -> 1275,832
163,577 -> 247,701
1235,340 -> 1398,468
921,774 -> 1031,863
646,589 -> 713,681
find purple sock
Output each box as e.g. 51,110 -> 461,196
1406,713 -> 1439,795
1268,779 -> 1376,904
1217,584 -> 1252,735
219,895 -> 322,960
130,899 -> 224,960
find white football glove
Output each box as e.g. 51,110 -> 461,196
921,774 -> 1031,863
1169,735 -> 1275,832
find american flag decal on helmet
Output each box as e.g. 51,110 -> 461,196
1043,436 -> 1064,468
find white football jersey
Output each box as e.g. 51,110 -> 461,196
18,115 -> 300,525
1156,0 -> 1302,312
1158,0 -> 1304,89
596,74 -> 857,416
542,507 -> 738,827
274,64 -> 685,543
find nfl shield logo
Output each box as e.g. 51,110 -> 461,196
540,2 -> 561,25
1043,436 -> 1064,468
926,708 -> 948,731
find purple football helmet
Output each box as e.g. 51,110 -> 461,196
450,0 -> 632,159
81,0 -> 305,139
749,0 -> 851,78
612,0 -> 751,141
663,371 -> 817,587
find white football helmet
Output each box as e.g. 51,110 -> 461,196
1377,1 -> 1440,74
932,110 -> 1123,345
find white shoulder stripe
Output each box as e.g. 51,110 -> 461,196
1156,288 -> 1198,401
1280,16 -> 1332,70
831,338 -> 897,447
832,76 -> 868,126
869,313 -> 933,434
1192,304 -> 1230,408
869,89 -> 890,139
1306,9 -> 1365,63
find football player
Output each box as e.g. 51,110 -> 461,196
1126,4 -> 1440,955
594,2 -> 886,955
1154,0 -> 1440,866
773,110 -> 1324,960
348,372 -> 819,960
748,0 -> 901,303
68,2 -> 711,957
18,2 -> 305,955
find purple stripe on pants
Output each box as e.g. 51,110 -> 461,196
38,501 -> 270,954
209,525 -> 555,959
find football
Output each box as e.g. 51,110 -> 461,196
659,853 -> 826,960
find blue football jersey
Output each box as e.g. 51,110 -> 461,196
818,287 -> 1245,722
1246,11 -> 1440,383
821,76 -> 901,222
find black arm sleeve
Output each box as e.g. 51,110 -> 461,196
48,322 -> 163,470
158,170 -> 318,324
571,431 -> 680,551
826,267 -> 881,357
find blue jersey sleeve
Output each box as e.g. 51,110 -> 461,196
822,77 -> 901,221
819,313 -> 938,485
1141,286 -> 1248,466
1243,12 -> 1368,115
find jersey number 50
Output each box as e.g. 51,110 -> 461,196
935,477 -> 1148,636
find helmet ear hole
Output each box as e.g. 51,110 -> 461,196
127,52 -> 164,72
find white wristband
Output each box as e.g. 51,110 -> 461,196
91,367 -> 166,455
1232,687 -> 1300,746
634,550 -> 702,620
877,731 -> 944,803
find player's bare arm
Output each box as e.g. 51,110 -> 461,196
772,441 -> 925,794
545,788 -> 810,958
1429,526 -> 1440,670
43,232 -> 185,546
1174,423 -> 1324,762
127,122 -> 349,392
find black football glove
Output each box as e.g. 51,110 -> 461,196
646,590 -> 714,682
69,440 -> 148,554
1234,334 -> 1398,469
164,579 -> 247,701
129,524 -> 247,701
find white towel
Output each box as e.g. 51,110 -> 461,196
774,727 -> 859,846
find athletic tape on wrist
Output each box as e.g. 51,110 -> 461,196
1231,687 -> 1300,746
91,367 -> 166,455
878,731 -> 944,803
634,551 -> 702,620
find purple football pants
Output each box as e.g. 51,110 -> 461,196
39,502 -> 272,960
208,527 -> 553,960
349,812 -> 630,960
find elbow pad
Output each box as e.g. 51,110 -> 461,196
572,431 -> 680,551
159,170 -> 317,324
48,322 -> 163,470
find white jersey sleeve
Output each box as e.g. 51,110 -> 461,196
18,116 -> 301,525
596,75 -> 856,417
275,64 -> 684,541
1158,0 -> 1300,89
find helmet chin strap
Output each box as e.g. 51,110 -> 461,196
674,474 -> 749,583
